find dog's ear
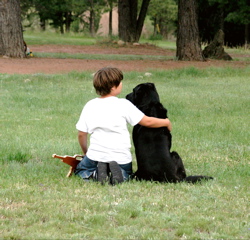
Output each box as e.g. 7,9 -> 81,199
125,84 -> 144,106
147,83 -> 160,103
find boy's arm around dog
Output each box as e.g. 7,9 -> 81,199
139,116 -> 172,131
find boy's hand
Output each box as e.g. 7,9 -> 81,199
166,118 -> 172,132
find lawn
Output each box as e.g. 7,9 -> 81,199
0,39 -> 249,239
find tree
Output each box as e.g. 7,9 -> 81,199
107,0 -> 116,36
31,0 -> 54,31
118,0 -> 151,42
198,0 -> 250,47
0,0 -> 26,58
224,0 -> 250,48
198,0 -> 223,44
87,0 -> 102,36
32,0 -> 74,34
176,0 -> 204,61
202,29 -> 232,60
148,0 -> 177,39
65,0 -> 106,36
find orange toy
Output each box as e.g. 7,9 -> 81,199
52,154 -> 83,177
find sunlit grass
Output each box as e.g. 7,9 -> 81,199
140,38 -> 177,50
33,51 -> 173,61
0,67 -> 249,239
23,32 -> 250,63
23,31 -> 178,50
24,31 -> 96,45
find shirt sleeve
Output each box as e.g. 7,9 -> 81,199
76,105 -> 89,132
123,99 -> 144,126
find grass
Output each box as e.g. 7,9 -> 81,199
23,31 -> 177,48
0,66 -> 249,239
33,52 -> 173,61
23,32 -> 250,64
23,31 -> 96,45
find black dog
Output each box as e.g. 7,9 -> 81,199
126,83 -> 213,183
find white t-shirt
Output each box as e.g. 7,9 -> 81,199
76,96 -> 144,164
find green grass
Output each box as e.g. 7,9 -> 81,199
0,67 -> 249,239
24,31 -> 96,45
140,38 -> 177,50
23,31 -> 177,48
33,51 -> 173,61
23,32 -> 250,64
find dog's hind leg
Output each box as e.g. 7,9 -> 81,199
171,151 -> 186,181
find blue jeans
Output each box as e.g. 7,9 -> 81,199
119,162 -> 132,181
74,155 -> 132,181
74,155 -> 98,180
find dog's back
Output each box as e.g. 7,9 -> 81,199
133,126 -> 183,182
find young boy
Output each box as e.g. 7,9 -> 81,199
74,67 -> 172,184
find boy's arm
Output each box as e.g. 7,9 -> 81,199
78,131 -> 88,154
139,116 -> 172,131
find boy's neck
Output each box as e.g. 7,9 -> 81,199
100,93 -> 119,98
100,94 -> 115,98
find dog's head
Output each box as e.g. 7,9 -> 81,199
126,82 -> 167,118
126,83 -> 159,107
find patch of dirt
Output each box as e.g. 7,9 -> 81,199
0,44 -> 248,74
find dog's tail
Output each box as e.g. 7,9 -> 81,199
184,175 -> 213,184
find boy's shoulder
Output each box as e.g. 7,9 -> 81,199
85,97 -> 131,106
83,98 -> 98,108
118,98 -> 134,105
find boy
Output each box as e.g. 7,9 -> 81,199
75,67 -> 172,184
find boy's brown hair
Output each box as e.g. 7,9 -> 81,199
93,67 -> 123,96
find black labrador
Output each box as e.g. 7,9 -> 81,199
126,83 -> 213,183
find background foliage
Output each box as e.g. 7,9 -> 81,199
20,0 -> 250,47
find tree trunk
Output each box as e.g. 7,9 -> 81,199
89,9 -> 95,37
39,17 -> 46,31
159,20 -> 168,39
0,0 -> 26,58
108,0 -> 113,36
58,12 -> 64,34
176,0 -> 204,61
118,0 -> 137,42
218,7 -> 224,31
118,0 -> 150,43
65,12 -> 72,33
60,23 -> 64,34
153,17 -> 157,36
135,0 -> 150,42
109,9 -> 112,36
245,24 -> 249,49
202,29 -> 232,60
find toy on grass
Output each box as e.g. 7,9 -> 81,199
52,154 -> 83,177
